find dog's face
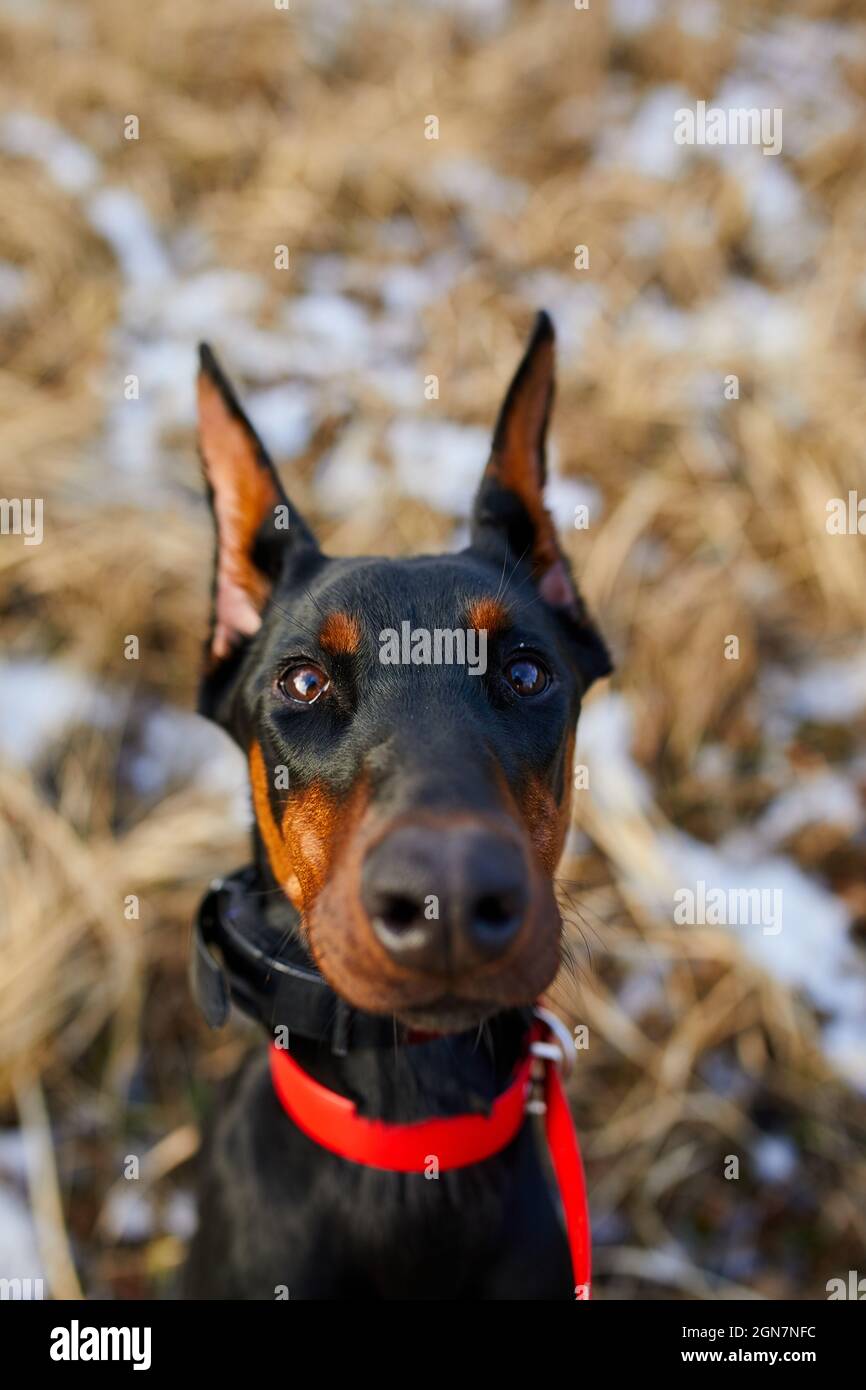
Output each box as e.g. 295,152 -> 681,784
197,314 -> 610,1031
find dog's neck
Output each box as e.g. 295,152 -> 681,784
250,856 -> 530,1125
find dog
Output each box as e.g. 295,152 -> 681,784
183,312 -> 611,1300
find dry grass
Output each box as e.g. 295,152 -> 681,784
1,0 -> 865,1298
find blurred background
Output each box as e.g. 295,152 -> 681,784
1,0 -> 865,1300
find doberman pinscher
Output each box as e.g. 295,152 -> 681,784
183,312 -> 611,1300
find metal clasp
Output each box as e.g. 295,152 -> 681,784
526,1006 -> 575,1114
532,1005 -> 575,1076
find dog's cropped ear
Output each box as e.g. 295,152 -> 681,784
470,312 -> 612,688
197,344 -> 319,702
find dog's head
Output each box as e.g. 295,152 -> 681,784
196,313 -> 610,1032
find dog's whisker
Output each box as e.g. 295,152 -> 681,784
498,541 -> 531,604
492,541 -> 510,605
262,596 -> 324,646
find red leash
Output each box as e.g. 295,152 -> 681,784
543,1056 -> 592,1299
269,1011 -> 591,1298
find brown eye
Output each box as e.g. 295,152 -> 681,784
277,663 -> 330,705
504,655 -> 550,696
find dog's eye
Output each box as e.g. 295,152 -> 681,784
277,663 -> 331,705
503,655 -> 550,696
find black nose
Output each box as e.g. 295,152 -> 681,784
361,824 -> 527,975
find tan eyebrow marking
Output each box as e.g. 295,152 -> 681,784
465,596 -> 511,635
318,611 -> 362,656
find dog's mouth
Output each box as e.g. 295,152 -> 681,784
394,993 -> 505,1034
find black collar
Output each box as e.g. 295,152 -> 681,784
190,865 -> 407,1053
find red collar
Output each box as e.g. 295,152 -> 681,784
268,1013 -> 591,1298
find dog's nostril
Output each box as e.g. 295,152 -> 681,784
473,893 -> 513,929
380,893 -> 420,930
467,884 -> 523,957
